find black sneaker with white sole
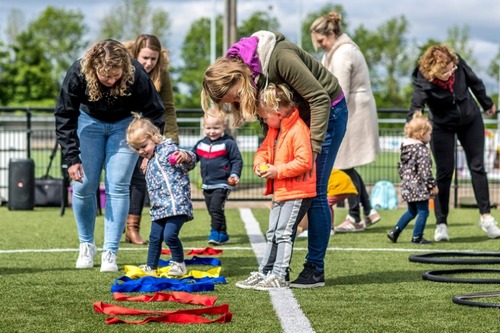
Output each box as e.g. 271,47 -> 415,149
289,262 -> 325,288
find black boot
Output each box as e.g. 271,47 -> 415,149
387,226 -> 401,243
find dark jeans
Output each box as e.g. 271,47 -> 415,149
146,215 -> 187,268
343,168 -> 372,221
203,188 -> 230,233
395,201 -> 429,238
431,113 -> 490,224
129,157 -> 147,216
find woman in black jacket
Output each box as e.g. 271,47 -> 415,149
409,44 -> 499,241
55,39 -> 165,272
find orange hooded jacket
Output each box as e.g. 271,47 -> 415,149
254,108 -> 317,201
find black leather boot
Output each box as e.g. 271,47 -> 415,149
387,226 -> 401,243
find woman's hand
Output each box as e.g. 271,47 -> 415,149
68,163 -> 84,183
486,104 -> 497,116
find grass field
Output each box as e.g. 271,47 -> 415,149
1,205 -> 499,333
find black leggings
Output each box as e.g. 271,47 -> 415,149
203,188 -> 230,233
431,113 -> 491,224
129,157 -> 147,216
342,168 -> 372,222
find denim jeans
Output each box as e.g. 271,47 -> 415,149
306,98 -> 348,271
396,201 -> 429,238
73,111 -> 138,253
147,215 -> 187,268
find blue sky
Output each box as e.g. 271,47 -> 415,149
0,0 -> 499,89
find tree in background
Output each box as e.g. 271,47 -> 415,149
237,10 -> 279,39
99,0 -> 171,47
0,7 -> 86,105
4,9 -> 25,44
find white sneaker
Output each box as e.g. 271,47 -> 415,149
365,209 -> 381,227
100,250 -> 118,272
139,264 -> 157,276
168,261 -> 187,277
235,271 -> 266,289
434,224 -> 449,241
297,230 -> 308,237
335,215 -> 365,232
76,242 -> 96,269
479,215 -> 500,239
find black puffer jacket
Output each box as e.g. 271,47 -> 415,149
408,55 -> 494,129
398,138 -> 436,202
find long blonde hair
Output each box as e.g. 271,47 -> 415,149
80,39 -> 135,101
310,11 -> 343,51
201,57 -> 257,127
126,34 -> 169,92
418,44 -> 458,82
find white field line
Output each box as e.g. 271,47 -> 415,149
238,207 -> 315,333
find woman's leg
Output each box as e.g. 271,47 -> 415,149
102,116 -> 138,253
305,98 -> 348,272
73,112 -> 106,244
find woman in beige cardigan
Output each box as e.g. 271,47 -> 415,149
311,11 -> 381,232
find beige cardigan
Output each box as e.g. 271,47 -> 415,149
322,33 -> 380,169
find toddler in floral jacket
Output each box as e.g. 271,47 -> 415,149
127,113 -> 196,276
387,112 -> 438,244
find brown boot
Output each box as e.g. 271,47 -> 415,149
125,214 -> 147,245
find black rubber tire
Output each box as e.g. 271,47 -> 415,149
422,268 -> 500,284
409,251 -> 500,265
452,291 -> 500,308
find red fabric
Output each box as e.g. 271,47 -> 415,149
432,72 -> 455,92
161,247 -> 223,256
94,302 -> 232,324
113,291 -> 217,306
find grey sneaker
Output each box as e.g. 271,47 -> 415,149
168,261 -> 187,277
76,242 -> 96,269
235,272 -> 266,289
479,215 -> 500,239
253,274 -> 289,291
139,264 -> 157,276
100,250 -> 118,272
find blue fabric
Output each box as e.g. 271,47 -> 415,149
110,276 -> 226,293
158,256 -> 222,267
305,98 -> 348,271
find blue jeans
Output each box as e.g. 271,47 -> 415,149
306,98 -> 348,271
72,112 -> 138,253
396,201 -> 429,238
147,215 -> 187,268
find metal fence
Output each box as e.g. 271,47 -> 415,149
1,107 -> 500,208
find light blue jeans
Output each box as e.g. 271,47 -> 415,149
306,98 -> 348,271
73,112 -> 138,253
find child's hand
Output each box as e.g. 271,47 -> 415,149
170,151 -> 191,164
257,163 -> 277,179
140,158 -> 148,173
228,176 -> 239,186
430,186 -> 439,196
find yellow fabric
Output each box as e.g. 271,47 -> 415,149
327,169 -> 358,197
124,265 -> 221,279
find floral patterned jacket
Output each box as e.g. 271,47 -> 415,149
398,138 -> 436,202
145,138 -> 196,222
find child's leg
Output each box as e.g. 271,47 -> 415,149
412,201 -> 430,238
269,198 -> 312,279
163,215 -> 188,263
328,195 -> 349,229
395,202 -> 418,231
147,218 -> 166,269
204,188 -> 230,233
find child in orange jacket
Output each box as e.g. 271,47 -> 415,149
236,83 -> 316,291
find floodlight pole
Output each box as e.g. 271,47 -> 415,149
223,0 -> 237,52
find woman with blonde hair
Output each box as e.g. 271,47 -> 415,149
409,44 -> 499,240
55,39 -> 165,272
123,34 -> 179,245
310,11 -> 381,232
202,30 -> 348,288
